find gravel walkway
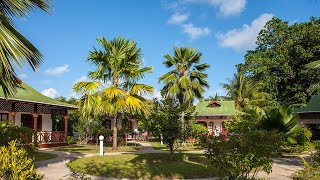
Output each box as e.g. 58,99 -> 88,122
35,142 -> 305,180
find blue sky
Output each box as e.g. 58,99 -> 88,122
14,0 -> 320,100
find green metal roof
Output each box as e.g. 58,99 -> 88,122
0,82 -> 77,109
296,95 -> 320,113
194,100 -> 240,116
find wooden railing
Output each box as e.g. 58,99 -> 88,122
36,131 -> 66,144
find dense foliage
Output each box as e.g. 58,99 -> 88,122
206,130 -> 283,179
0,121 -> 37,157
294,141 -> 320,179
147,99 -> 194,154
238,17 -> 320,107
0,141 -> 41,180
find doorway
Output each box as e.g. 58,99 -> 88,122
21,114 -> 42,131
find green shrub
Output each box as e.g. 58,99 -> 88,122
188,123 -> 208,140
206,130 -> 283,179
289,126 -> 312,146
0,121 -> 38,157
67,136 -> 78,145
294,155 -> 320,180
0,141 -> 42,180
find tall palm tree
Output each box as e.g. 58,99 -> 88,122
159,47 -> 210,139
73,37 -> 153,150
222,71 -> 270,110
0,0 -> 51,96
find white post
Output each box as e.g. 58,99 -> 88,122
160,133 -> 163,145
99,135 -> 104,156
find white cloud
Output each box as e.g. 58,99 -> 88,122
186,0 -> 246,17
209,0 -> 246,17
216,13 -> 274,52
19,74 -> 28,79
182,23 -> 211,39
168,12 -> 189,24
144,89 -> 162,100
45,64 -> 70,76
41,88 -> 59,98
74,76 -> 89,84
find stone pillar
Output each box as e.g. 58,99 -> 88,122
64,115 -> 68,141
33,113 -> 38,143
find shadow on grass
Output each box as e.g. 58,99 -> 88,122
68,153 -> 216,179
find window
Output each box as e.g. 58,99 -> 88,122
21,114 -> 42,131
102,119 -> 111,129
0,113 -> 9,121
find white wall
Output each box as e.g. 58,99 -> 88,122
41,114 -> 52,131
213,121 -> 222,136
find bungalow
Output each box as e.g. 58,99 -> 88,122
296,95 -> 320,140
194,100 -> 240,136
0,81 -> 77,148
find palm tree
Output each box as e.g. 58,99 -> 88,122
0,0 -> 51,96
73,37 -> 153,150
159,47 -> 210,139
222,71 -> 270,110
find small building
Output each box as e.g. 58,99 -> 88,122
296,95 -> 320,140
0,82 -> 77,147
194,100 -> 240,136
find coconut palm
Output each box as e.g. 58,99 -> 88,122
159,47 -> 210,139
0,0 -> 51,96
222,71 -> 271,110
73,37 -> 153,150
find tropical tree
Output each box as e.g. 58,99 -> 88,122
159,47 -> 210,140
0,0 -> 51,96
222,70 -> 272,110
73,37 -> 153,150
239,17 -> 320,107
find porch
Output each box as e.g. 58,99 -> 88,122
196,116 -> 228,136
36,131 -> 68,148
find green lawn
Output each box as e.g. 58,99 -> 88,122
148,141 -> 204,152
56,142 -> 140,154
67,153 -> 216,179
35,152 -> 58,162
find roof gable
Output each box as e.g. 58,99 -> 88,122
0,82 -> 76,109
194,100 -> 240,116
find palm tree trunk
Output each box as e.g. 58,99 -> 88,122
112,113 -> 118,150
181,111 -> 185,147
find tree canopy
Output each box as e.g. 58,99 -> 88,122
238,17 -> 320,107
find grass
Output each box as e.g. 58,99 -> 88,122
56,142 -> 141,154
67,153 -> 216,179
148,141 -> 204,152
35,152 -> 58,162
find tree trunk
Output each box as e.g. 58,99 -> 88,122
181,111 -> 185,147
112,114 -> 118,150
